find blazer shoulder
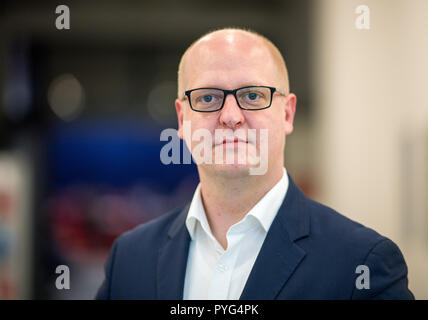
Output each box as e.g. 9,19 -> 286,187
303,196 -> 387,254
298,196 -> 413,299
95,204 -> 189,299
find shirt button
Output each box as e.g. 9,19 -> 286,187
217,264 -> 228,272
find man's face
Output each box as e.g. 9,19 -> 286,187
175,31 -> 296,178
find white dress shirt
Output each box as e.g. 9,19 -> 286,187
183,167 -> 289,300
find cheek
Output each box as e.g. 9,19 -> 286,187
183,116 -> 218,147
190,114 -> 218,132
266,118 -> 286,150
253,113 -> 286,135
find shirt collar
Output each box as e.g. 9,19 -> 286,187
185,167 -> 289,240
185,183 -> 212,240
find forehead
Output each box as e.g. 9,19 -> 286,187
183,33 -> 280,89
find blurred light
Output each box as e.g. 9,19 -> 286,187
47,74 -> 85,122
146,81 -> 177,124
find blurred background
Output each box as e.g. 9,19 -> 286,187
0,0 -> 427,299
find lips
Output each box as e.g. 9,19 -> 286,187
212,130 -> 253,147
213,137 -> 248,146
222,137 -> 247,144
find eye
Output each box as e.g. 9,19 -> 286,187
196,93 -> 221,105
202,95 -> 215,103
246,92 -> 260,101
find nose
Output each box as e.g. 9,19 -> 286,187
219,93 -> 245,129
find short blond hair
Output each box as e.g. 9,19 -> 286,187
177,27 -> 289,98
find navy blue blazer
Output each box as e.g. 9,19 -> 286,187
95,176 -> 414,299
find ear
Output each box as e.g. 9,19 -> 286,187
175,98 -> 185,139
284,93 -> 297,135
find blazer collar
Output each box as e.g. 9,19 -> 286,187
240,175 -> 310,299
158,175 -> 311,300
168,202 -> 190,239
157,203 -> 191,299
278,174 -> 311,242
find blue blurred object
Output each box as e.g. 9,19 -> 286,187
46,118 -> 197,192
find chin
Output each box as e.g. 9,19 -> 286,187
196,144 -> 266,178
202,162 -> 252,179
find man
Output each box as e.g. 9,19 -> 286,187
95,28 -> 414,299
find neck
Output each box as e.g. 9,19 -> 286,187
197,165 -> 284,249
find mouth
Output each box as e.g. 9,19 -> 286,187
215,137 -> 248,146
224,137 -> 248,144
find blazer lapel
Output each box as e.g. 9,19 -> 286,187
240,176 -> 310,299
157,204 -> 191,299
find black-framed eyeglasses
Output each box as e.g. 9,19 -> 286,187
183,86 -> 286,112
